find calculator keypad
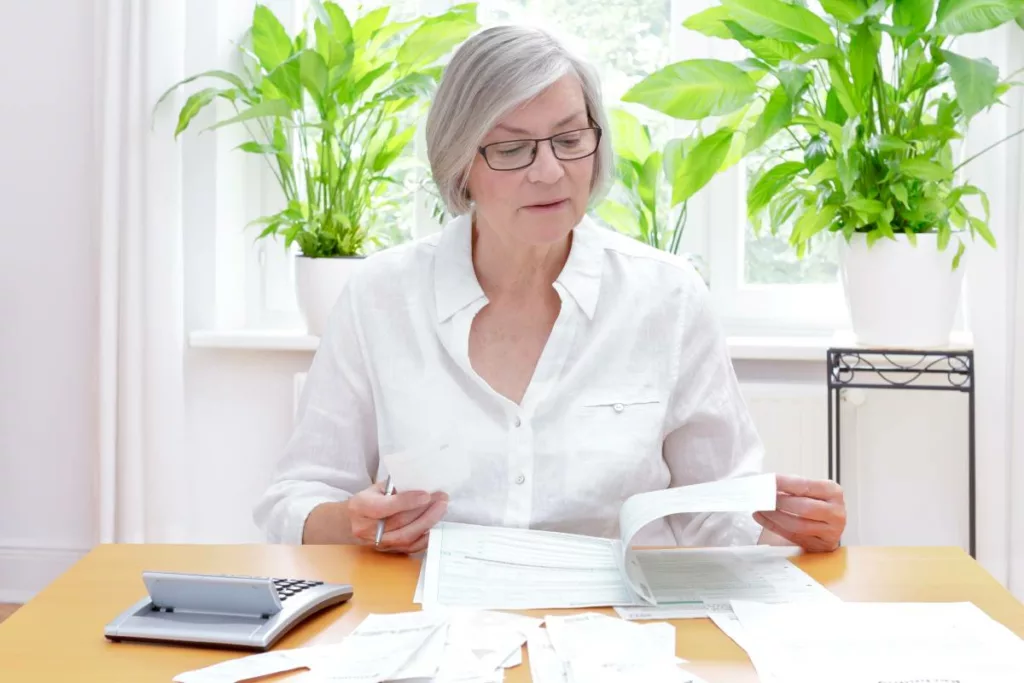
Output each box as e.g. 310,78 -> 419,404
272,578 -> 324,601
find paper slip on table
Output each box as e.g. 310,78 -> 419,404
2,544 -> 1024,682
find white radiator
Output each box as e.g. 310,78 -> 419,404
740,382 -> 834,481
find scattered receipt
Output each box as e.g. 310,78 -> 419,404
176,610 -> 537,683
420,474 -> 777,610
293,611 -> 447,682
530,613 -> 706,683
173,651 -> 307,683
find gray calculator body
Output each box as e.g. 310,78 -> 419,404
104,571 -> 354,651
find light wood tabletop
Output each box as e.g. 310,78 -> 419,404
1,543 -> 1022,682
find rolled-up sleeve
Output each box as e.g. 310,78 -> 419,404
662,275 -> 765,547
253,273 -> 378,544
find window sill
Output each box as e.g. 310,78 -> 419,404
189,329 -> 935,361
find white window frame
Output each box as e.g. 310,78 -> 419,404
194,0 -> 849,336
677,0 -> 847,336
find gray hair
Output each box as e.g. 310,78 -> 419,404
425,25 -> 614,217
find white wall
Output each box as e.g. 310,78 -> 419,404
0,0 -> 97,602
0,1 -> 1016,604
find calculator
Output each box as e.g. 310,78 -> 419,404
104,570 -> 354,651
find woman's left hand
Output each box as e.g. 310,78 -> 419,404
754,474 -> 846,552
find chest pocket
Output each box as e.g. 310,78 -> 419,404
556,389 -> 668,507
566,386 -> 667,453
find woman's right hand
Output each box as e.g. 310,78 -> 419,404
347,481 -> 449,554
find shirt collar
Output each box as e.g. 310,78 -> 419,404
433,212 -> 605,323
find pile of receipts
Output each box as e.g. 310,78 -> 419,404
174,609 -> 538,683
173,610 -> 708,683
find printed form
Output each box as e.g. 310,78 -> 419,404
418,474 -> 778,610
614,545 -> 838,620
728,600 -> 1024,683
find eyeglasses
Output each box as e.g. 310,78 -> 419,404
478,126 -> 602,171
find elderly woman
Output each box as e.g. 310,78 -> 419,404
254,25 -> 846,555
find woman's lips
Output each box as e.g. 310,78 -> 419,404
525,199 -> 568,211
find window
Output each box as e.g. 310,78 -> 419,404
200,0 -> 848,336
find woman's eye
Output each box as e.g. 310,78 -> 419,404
496,145 -> 528,156
555,136 -> 582,148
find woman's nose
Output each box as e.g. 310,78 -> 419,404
526,141 -> 566,183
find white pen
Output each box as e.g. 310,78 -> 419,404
374,476 -> 395,547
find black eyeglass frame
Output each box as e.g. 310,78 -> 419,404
477,124 -> 603,171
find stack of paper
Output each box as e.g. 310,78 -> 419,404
173,609 -> 542,683
613,545 -> 839,620
416,474 -> 779,610
721,600 -> 1024,683
528,613 -> 706,683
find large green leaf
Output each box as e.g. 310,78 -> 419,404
671,129 -> 735,204
940,50 -> 1000,119
622,60 -> 758,120
266,56 -> 303,107
608,108 -> 651,164
299,49 -> 329,101
849,24 -> 880,100
817,0 -> 869,23
252,5 -> 293,71
1017,7 -> 1024,27
205,98 -> 292,132
777,63 -> 813,101
829,60 -> 864,117
934,0 -> 1022,34
155,69 -> 250,114
682,6 -> 736,39
900,157 -> 954,180
596,200 -> 639,235
320,3 -> 354,73
173,87 -> 220,137
373,124 -> 415,171
805,135 -> 831,171
893,0 -> 935,32
744,86 -> 793,153
742,39 -> 805,65
639,153 -> 662,216
792,204 -> 839,245
721,0 -> 836,45
747,161 -> 805,215
396,15 -> 478,71
352,6 -> 390,44
806,159 -> 839,185
662,137 -> 696,185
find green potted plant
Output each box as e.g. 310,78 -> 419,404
622,0 -> 1024,346
158,1 -> 479,335
593,107 -> 708,282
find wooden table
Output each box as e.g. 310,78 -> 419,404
2,544 -> 1023,682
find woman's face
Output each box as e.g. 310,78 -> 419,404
466,75 -> 596,247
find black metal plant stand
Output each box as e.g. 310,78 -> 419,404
826,347 -> 976,558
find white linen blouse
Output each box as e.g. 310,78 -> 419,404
253,212 -> 765,547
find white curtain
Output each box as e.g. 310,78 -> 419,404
95,0 -> 187,543
1012,95 -> 1024,599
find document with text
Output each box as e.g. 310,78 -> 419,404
613,546 -> 838,620
419,474 -> 777,610
728,600 -> 1024,683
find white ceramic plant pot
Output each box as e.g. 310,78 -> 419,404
295,255 -> 363,337
838,232 -> 967,348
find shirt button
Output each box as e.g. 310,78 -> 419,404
514,417 -> 522,427
515,474 -> 526,485
613,403 -> 624,413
